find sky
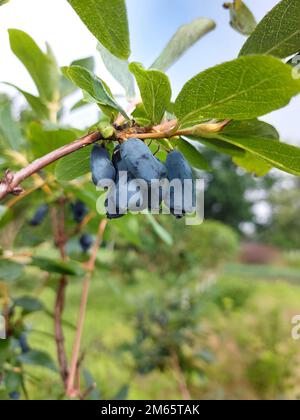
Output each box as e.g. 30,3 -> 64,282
0,0 -> 299,144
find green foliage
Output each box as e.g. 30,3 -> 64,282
224,1 -> 256,36
188,119 -> 300,177
8,29 -> 60,105
31,256 -> 85,276
126,289 -> 206,375
0,260 -> 23,282
0,99 -> 24,150
183,221 -> 240,268
3,83 -> 51,121
176,139 -> 210,171
55,146 -> 91,181
27,123 -> 80,158
60,56 -> 95,99
62,65 -> 128,120
129,63 -> 172,125
1,0 -> 300,401
217,132 -> 300,177
240,0 -> 300,58
203,151 -> 258,231
175,56 -> 300,126
151,18 -> 216,72
17,350 -> 57,372
145,214 -> 173,246
97,44 -> 135,98
261,185 -> 300,250
67,0 -> 130,60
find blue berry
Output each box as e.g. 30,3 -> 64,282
71,200 -> 88,224
91,144 -> 116,186
29,204 -> 49,227
79,234 -> 94,253
120,138 -> 166,185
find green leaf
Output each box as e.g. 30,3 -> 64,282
177,138 -> 210,171
111,216 -> 142,247
0,206 -> 14,229
55,146 -> 91,181
194,119 -> 300,176
151,17 -> 215,72
4,371 -> 22,393
3,83 -> 50,120
175,55 -> 300,126
8,29 -> 60,104
0,260 -> 23,282
224,1 -> 256,36
0,101 -> 24,150
131,103 -> 152,126
0,0 -> 9,6
129,62 -> 172,125
31,256 -> 84,276
146,214 -> 173,246
14,296 -> 44,313
0,205 -> 8,221
222,119 -> 279,140
97,43 -> 135,98
83,370 -> 101,400
113,385 -> 129,400
223,120 -> 279,176
240,0 -> 300,58
61,65 -> 128,120
60,56 -> 95,98
217,134 -> 300,176
233,152 -> 272,176
185,135 -> 244,158
0,340 -> 10,365
72,56 -> 95,72
67,0 -> 130,60
27,122 -> 79,158
17,350 -> 57,372
70,98 -> 90,111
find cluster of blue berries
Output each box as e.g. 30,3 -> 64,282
91,138 -> 195,219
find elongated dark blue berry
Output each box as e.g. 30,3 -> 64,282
19,333 -> 30,354
29,204 -> 49,226
120,138 -> 166,184
91,144 -> 116,186
79,234 -> 94,253
165,151 -> 195,218
9,392 -> 20,400
71,200 -> 88,224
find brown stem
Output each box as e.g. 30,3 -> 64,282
0,131 -> 102,201
0,119 -> 230,202
51,200 -> 69,386
170,349 -> 192,401
66,219 -> 108,398
54,276 -> 68,384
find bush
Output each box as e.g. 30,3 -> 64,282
184,221 -> 240,268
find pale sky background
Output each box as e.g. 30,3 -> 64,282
0,0 -> 299,145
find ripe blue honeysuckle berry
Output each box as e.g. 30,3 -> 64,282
91,144 -> 116,186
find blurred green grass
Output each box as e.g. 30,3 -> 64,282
20,261 -> 300,400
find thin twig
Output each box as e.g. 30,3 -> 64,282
54,276 -> 69,385
0,131 -> 102,200
170,349 -> 192,401
80,384 -> 97,401
0,119 -> 230,201
51,200 -> 69,386
66,219 -> 108,398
